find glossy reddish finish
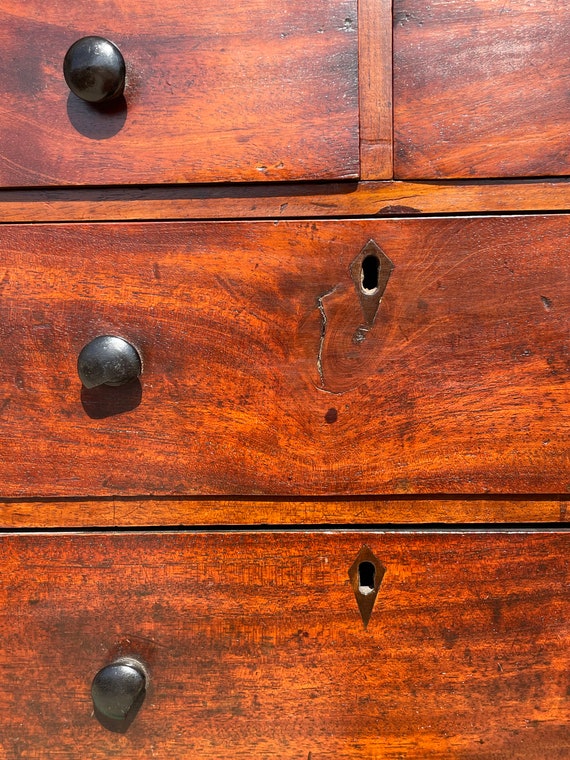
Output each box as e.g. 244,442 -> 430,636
0,217 -> 567,498
0,2 -> 568,757
0,531 -> 568,758
0,0 -> 358,186
394,0 -> 570,178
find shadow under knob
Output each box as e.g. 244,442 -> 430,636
63,36 -> 126,103
91,659 -> 147,724
77,335 -> 142,388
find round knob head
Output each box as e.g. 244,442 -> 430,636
63,36 -> 126,103
91,660 -> 146,722
77,335 -> 142,388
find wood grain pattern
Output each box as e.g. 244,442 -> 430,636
358,0 -> 392,179
2,179 -> 570,222
0,531 -> 568,759
0,0 -> 358,186
394,0 -> 570,178
0,217 -> 567,498
1,498 -> 568,529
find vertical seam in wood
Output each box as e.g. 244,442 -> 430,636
359,0 -> 393,180
390,0 -> 395,179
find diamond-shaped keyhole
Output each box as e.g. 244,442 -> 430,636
350,240 -> 394,325
348,546 -> 386,629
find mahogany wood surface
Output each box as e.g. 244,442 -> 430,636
2,179 -> 570,222
0,0 -> 358,186
393,0 -> 570,179
1,498 -> 568,529
358,0 -> 392,179
0,217 -> 567,498
0,2 -> 567,756
1,530 -> 568,759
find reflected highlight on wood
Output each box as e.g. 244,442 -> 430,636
394,0 -> 570,178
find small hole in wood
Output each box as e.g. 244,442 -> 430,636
361,254 -> 380,295
358,561 -> 376,595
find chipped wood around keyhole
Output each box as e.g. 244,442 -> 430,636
350,240 -> 394,325
349,545 -> 386,629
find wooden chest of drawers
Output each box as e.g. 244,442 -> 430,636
0,1 -> 568,757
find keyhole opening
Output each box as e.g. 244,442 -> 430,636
361,255 -> 380,295
358,561 -> 376,595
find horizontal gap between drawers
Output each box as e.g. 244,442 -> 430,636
1,494 -> 568,504
3,210 -> 570,226
1,523 -> 569,535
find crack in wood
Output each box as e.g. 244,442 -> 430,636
316,285 -> 339,389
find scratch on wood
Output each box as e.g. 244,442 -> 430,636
0,270 -> 10,295
316,285 -> 338,388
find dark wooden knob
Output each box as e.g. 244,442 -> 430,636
63,36 -> 126,103
91,660 -> 146,722
77,336 -> 142,388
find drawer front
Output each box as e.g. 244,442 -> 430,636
394,0 -> 570,179
0,531 -> 568,758
0,0 -> 358,187
0,217 -> 567,497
